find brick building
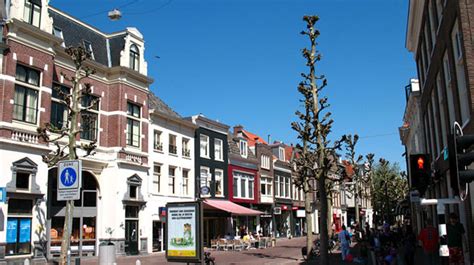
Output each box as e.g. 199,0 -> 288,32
0,1 -> 152,262
404,1 -> 474,263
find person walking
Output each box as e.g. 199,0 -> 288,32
338,225 -> 351,261
418,218 -> 439,265
447,213 -> 466,265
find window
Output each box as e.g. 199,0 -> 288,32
169,134 -> 177,155
169,167 -> 175,194
436,73 -> 447,148
13,65 -> 39,124
427,106 -> 435,160
200,167 -> 210,196
200,134 -> 209,158
83,40 -> 94,60
428,0 -> 438,44
232,171 -> 254,199
183,169 -> 189,196
23,0 -> 41,27
129,185 -> 137,199
261,155 -> 270,170
278,147 -> 285,161
80,94 -> 99,141
443,51 -> 456,127
126,102 -> 141,147
451,21 -> 470,125
50,85 -> 70,129
417,57 -> 425,86
15,172 -> 30,190
215,139 -> 223,160
130,44 -> 140,71
153,130 -> 163,151
53,27 -> 65,47
215,169 -> 223,197
260,176 -> 272,196
182,138 -> 191,157
239,140 -> 247,157
275,175 -> 290,198
6,218 -> 32,255
153,163 -> 161,193
436,0 -> 443,26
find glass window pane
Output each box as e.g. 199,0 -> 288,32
32,5 -> 40,27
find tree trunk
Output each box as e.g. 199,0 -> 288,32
59,70 -> 80,265
304,185 -> 313,256
318,176 -> 329,265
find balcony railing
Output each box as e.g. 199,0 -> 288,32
169,144 -> 177,155
182,148 -> 191,157
154,142 -> 163,151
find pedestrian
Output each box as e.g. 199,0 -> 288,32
403,225 -> 416,265
447,213 -> 466,265
365,223 -> 371,240
338,225 -> 351,261
417,218 -> 439,265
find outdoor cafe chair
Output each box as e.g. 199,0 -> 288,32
217,239 -> 227,251
226,240 -> 235,251
233,239 -> 244,251
210,239 -> 218,251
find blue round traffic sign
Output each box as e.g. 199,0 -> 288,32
60,167 -> 77,187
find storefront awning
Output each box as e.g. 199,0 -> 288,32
203,199 -> 263,216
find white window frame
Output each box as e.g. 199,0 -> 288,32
278,147 -> 285,161
169,134 -> 177,155
83,40 -> 95,60
153,163 -> 161,194
182,138 -> 191,158
200,166 -> 211,197
261,155 -> 270,170
23,0 -> 41,27
169,166 -> 176,195
232,171 -> 254,199
153,130 -> 163,152
260,176 -> 272,196
126,102 -> 141,147
239,140 -> 248,158
13,65 -> 40,125
182,168 -> 190,196
214,168 -> 224,197
214,138 -> 223,161
200,134 -> 210,158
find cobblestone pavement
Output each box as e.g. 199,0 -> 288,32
77,236 -> 334,265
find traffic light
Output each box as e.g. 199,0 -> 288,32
448,126 -> 474,197
409,154 -> 431,196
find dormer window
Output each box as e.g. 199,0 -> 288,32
23,0 -> 41,27
83,40 -> 94,60
240,140 -> 248,158
130,44 -> 140,71
53,27 -> 65,47
279,147 -> 285,161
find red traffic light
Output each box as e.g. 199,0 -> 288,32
417,157 -> 425,169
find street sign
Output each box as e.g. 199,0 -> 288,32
409,190 -> 420,203
57,160 -> 82,201
200,186 -> 210,196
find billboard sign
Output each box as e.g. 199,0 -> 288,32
166,201 -> 202,263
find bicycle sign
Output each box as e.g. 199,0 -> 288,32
57,160 -> 82,201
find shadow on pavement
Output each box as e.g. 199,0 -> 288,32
241,251 -> 301,262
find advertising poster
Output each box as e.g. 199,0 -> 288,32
166,202 -> 201,263
6,219 -> 17,243
19,219 -> 31,243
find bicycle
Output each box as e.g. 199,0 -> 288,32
204,251 -> 215,265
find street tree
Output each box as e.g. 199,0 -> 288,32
343,135 -> 375,227
291,15 -> 345,264
37,46 -> 98,265
371,159 -> 408,224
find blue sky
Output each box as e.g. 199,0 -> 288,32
50,0 -> 415,168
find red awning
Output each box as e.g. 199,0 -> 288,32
203,199 -> 263,216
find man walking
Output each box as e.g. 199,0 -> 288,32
447,213 -> 465,265
338,225 -> 351,261
418,219 -> 439,265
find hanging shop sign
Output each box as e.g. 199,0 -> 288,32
166,201 -> 202,263
296,210 -> 305,218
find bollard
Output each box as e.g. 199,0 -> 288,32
136,259 -> 141,265
23,259 -> 30,265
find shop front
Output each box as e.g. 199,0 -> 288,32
292,207 -> 306,237
274,204 -> 292,238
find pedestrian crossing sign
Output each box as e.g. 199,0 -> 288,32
57,160 -> 82,201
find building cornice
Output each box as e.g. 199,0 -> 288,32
150,111 -> 197,130
406,0 -> 425,54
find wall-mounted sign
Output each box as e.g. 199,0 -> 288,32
200,186 -> 210,196
274,207 -> 281,215
296,210 -> 305,218
166,201 -> 202,263
57,160 -> 82,201
0,187 -> 6,203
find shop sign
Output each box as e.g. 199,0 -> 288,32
282,205 -> 288,210
292,206 -> 298,210
296,210 -> 305,218
57,160 -> 82,201
166,201 -> 202,263
0,187 -> 5,203
260,214 -> 272,218
274,207 -> 281,215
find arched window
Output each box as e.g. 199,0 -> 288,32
130,44 -> 140,71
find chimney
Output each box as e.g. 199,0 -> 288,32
233,125 -> 244,136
